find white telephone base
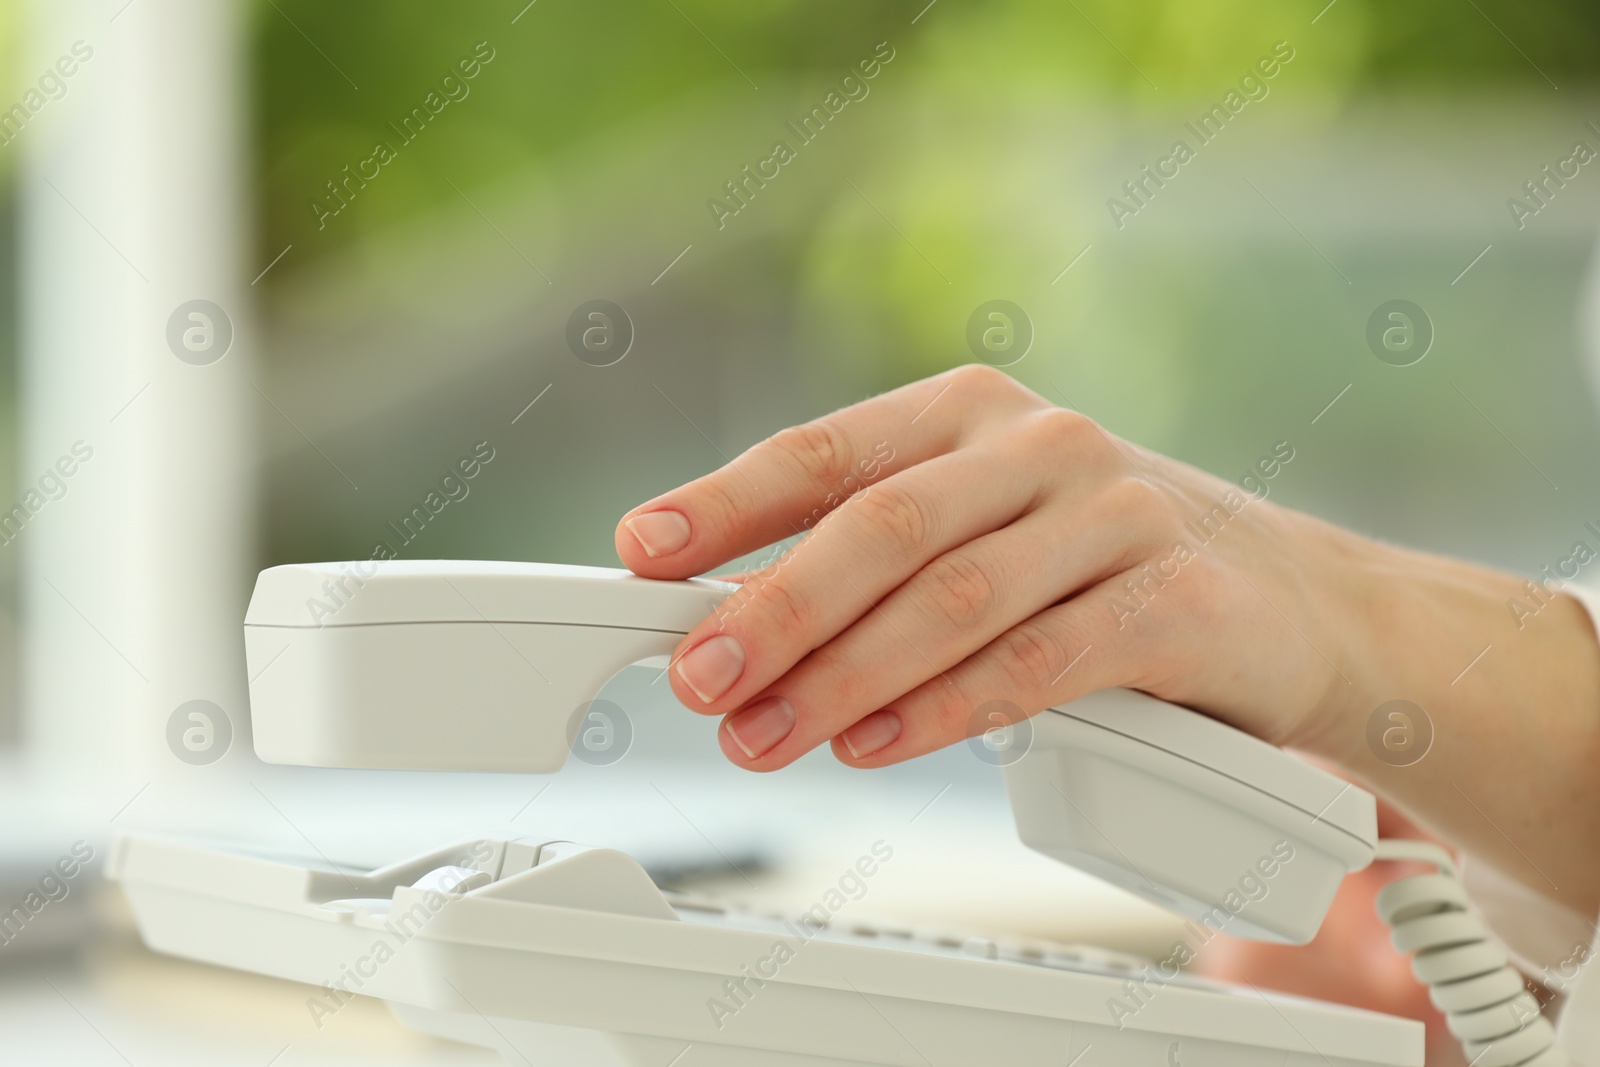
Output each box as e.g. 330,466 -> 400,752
108,833 -> 1422,1067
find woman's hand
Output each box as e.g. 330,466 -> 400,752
616,365 -> 1600,916
616,365 -> 1364,768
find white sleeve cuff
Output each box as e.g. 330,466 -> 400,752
1562,582 -> 1600,641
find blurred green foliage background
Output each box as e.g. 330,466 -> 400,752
4,0 -> 1600,743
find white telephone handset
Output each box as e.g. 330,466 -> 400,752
1007,690 -> 1375,945
135,560 -> 1557,1066
243,559 -> 732,772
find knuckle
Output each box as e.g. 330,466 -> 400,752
920,552 -> 1001,629
1103,476 -> 1168,525
944,364 -> 1040,411
1025,406 -> 1100,450
695,475 -> 748,531
769,419 -> 852,486
931,683 -> 978,738
806,646 -> 872,708
947,363 -> 1012,395
751,577 -> 813,641
852,482 -> 933,558
994,621 -> 1064,693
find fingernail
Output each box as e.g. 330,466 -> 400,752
625,510 -> 691,558
841,711 -> 901,760
725,697 -> 796,759
674,634 -> 745,703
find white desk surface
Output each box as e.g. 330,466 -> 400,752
3,942 -> 498,1066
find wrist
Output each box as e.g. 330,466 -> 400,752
1275,515 -> 1407,762
1298,531 -> 1600,915
1296,529 -> 1517,762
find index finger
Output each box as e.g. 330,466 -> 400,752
615,366 -> 1034,579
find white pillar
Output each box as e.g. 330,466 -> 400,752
20,0 -> 255,800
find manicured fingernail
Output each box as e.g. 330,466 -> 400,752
625,510 -> 691,558
674,634 -> 745,703
841,711 -> 901,760
725,697 -> 796,759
